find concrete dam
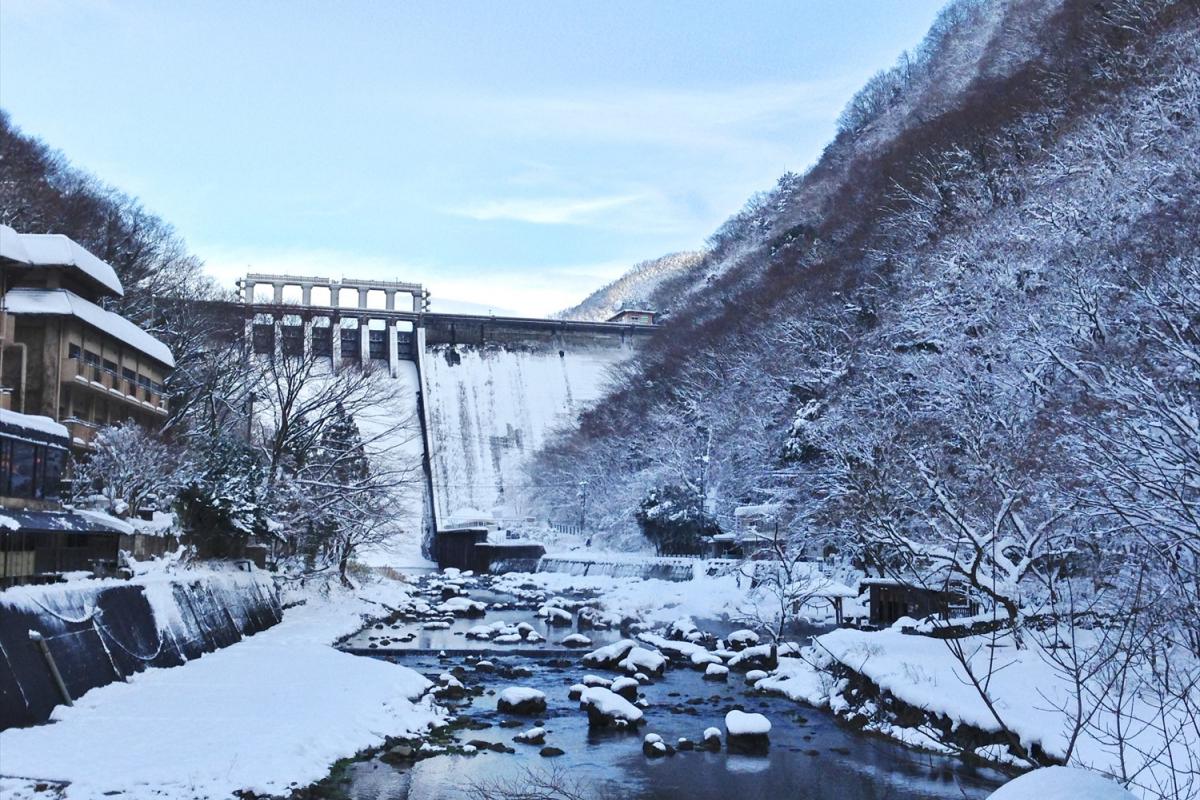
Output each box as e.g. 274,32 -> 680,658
232,273 -> 654,557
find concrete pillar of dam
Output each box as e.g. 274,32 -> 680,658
387,321 -> 399,377
272,315 -> 283,362
243,280 -> 255,304
357,288 -> 370,309
330,323 -> 341,373
273,283 -> 285,304
360,320 -> 370,364
301,283 -> 313,306
385,290 -> 396,311
302,318 -> 313,362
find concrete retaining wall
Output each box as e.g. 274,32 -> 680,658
0,569 -> 281,730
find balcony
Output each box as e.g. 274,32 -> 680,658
59,357 -> 168,417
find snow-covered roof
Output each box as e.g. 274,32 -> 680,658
734,503 -> 781,518
447,507 -> 493,523
0,225 -> 124,298
0,508 -> 129,535
0,408 -> 69,440
2,287 -> 174,367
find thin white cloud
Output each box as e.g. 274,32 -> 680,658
421,79 -> 855,153
452,194 -> 644,225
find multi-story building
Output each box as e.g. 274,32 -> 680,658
0,225 -> 175,447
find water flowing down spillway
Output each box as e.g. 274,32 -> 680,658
421,341 -> 635,525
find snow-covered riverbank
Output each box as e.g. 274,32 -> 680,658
0,578 -> 443,800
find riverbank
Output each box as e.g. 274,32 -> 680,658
0,576 -> 443,800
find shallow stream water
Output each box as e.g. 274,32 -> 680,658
334,583 -> 1006,800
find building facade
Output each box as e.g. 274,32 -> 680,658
0,226 -> 174,447
0,409 -> 122,587
606,308 -> 657,325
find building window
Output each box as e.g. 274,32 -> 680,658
8,442 -> 35,498
68,343 -> 81,359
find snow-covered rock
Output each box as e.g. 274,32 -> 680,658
987,767 -> 1135,800
704,663 -> 729,681
579,686 -> 644,728
727,629 -> 760,650
582,639 -> 637,669
642,732 -> 670,757
618,645 -> 666,676
436,597 -> 487,617
611,676 -> 640,700
513,726 -> 546,745
560,633 -> 593,648
537,605 -> 574,626
725,710 -> 771,754
745,669 -> 768,685
700,726 -> 722,751
497,687 -> 547,715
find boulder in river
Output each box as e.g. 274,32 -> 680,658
725,710 -> 771,754
642,733 -> 673,758
611,676 -> 639,701
560,633 -> 593,648
700,726 -> 722,752
579,686 -> 644,728
497,687 -> 547,715
704,663 -> 729,681
539,746 -> 565,757
727,629 -> 760,651
513,726 -> 546,745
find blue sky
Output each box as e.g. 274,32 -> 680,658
1,1 -> 946,315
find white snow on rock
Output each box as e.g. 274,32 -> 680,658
705,663 -> 729,678
560,633 -> 592,647
725,710 -> 772,736
703,727 -> 721,741
611,676 -> 639,693
583,638 -> 637,665
727,629 -> 760,648
618,645 -> 667,675
0,581 -> 440,799
638,632 -> 722,667
579,686 -> 644,724
498,687 -> 546,705
436,596 -> 486,615
987,767 -> 1135,800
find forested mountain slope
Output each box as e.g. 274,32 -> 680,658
557,250 -> 703,321
533,0 -> 1200,560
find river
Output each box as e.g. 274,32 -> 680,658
329,576 -> 1006,800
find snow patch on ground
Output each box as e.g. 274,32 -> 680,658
986,767 -> 1135,800
0,577 -> 442,800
